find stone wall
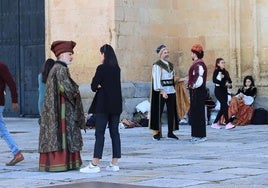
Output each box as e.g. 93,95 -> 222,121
46,0 -> 268,101
45,0 -> 116,84
114,0 -> 268,95
80,81 -> 268,120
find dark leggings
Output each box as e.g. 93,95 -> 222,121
214,87 -> 230,124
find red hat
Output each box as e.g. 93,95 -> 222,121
51,40 -> 76,57
191,44 -> 203,53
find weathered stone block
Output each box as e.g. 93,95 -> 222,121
121,82 -> 135,98
79,82 -> 150,118
254,96 -> 268,110
123,97 -> 149,114
133,82 -> 151,98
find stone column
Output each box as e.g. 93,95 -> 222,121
228,0 -> 241,81
252,0 -> 260,81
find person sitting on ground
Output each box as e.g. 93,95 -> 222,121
228,75 -> 257,125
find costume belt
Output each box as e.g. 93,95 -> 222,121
161,79 -> 174,86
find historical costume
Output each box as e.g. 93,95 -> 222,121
188,44 -> 207,142
39,41 -> 85,172
174,77 -> 190,120
228,76 -> 257,125
149,45 -> 178,141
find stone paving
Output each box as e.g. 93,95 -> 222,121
0,118 -> 267,188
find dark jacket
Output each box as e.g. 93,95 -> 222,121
236,86 -> 257,99
212,68 -> 232,89
89,63 -> 122,114
0,62 -> 18,106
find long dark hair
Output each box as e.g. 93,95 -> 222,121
100,44 -> 119,67
215,57 -> 224,70
243,75 -> 255,87
41,58 -> 55,83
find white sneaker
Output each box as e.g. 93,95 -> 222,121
106,163 -> 119,172
211,123 -> 221,129
80,162 -> 100,173
225,122 -> 235,130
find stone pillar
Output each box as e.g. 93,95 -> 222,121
228,0 -> 241,81
252,0 -> 260,81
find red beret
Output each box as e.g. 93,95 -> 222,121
191,44 -> 203,53
51,40 -> 76,57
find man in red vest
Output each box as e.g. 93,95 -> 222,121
187,44 -> 208,143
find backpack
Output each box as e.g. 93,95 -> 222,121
251,108 -> 268,124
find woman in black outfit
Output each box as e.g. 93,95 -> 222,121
211,58 -> 235,130
80,44 -> 122,173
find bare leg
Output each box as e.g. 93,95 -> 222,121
92,158 -> 100,166
111,158 -> 118,165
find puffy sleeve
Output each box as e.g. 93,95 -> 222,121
152,64 -> 162,91
194,65 -> 204,88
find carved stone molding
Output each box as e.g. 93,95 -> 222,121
228,0 -> 241,81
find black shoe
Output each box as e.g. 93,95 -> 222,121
229,115 -> 237,122
153,133 -> 160,141
167,132 -> 179,140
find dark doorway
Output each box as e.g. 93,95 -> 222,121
0,0 -> 45,117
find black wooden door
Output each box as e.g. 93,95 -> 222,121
0,0 -> 45,117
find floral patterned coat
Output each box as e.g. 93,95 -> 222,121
39,61 -> 84,153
